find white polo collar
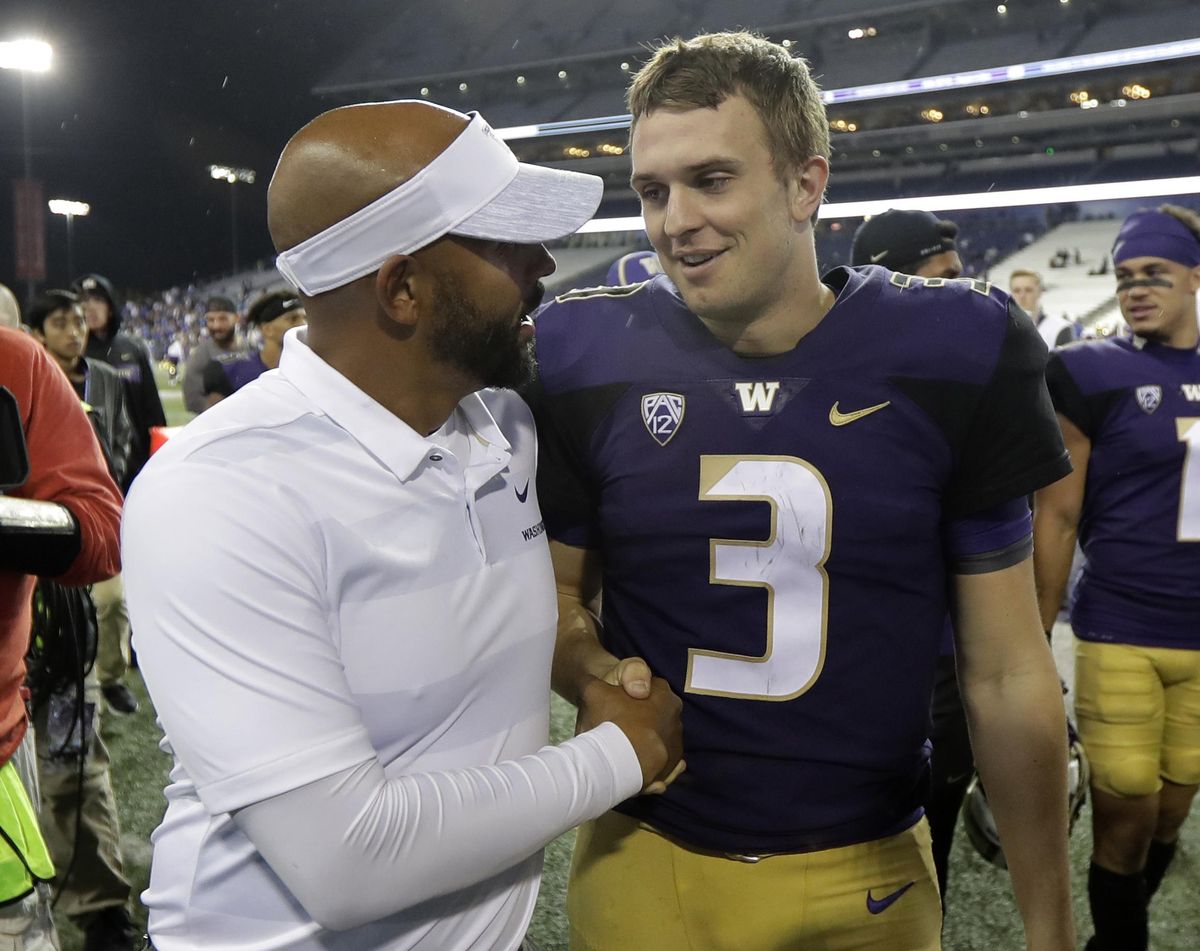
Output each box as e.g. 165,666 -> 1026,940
278,327 -> 511,482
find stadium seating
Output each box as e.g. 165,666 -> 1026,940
991,219 -> 1124,324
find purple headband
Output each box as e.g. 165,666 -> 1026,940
1111,210 -> 1200,267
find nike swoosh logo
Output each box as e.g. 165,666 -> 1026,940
829,400 -> 891,426
515,481 -> 530,503
870,250 -> 889,263
866,881 -> 915,915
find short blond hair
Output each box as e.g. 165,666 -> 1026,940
1009,268 -> 1043,288
628,31 -> 829,221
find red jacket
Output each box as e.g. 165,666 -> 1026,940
0,328 -> 123,765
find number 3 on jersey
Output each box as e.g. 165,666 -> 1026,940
686,455 -> 832,701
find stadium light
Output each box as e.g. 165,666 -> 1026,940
48,199 -> 89,217
208,165 -> 256,273
208,165 -> 255,185
0,39 -> 52,73
496,37 -> 1200,140
5,39 -> 54,300
574,176 -> 1200,234
48,198 -> 89,279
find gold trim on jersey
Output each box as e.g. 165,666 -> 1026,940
687,454 -> 832,703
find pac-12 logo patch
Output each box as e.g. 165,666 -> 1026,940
1136,385 -> 1162,414
642,392 -> 685,446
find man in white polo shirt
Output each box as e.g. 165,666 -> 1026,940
1009,268 -> 1076,348
121,100 -> 684,951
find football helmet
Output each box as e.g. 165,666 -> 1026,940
962,720 -> 1089,869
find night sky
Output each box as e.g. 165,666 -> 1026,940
0,0 -> 396,296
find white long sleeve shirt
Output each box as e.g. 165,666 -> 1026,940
123,328 -> 641,951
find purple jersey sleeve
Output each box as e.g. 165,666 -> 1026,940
944,496 -> 1033,574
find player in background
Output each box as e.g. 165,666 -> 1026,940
532,31 -> 1074,950
201,290 -> 306,404
850,208 -> 963,280
181,296 -> 249,414
1009,269 -> 1076,349
1034,205 -> 1200,951
850,210 -> 975,908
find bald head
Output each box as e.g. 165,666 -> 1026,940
268,100 -> 469,254
0,284 -> 20,329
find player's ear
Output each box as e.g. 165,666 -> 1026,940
375,255 -> 421,328
789,156 -> 829,226
1188,264 -> 1200,294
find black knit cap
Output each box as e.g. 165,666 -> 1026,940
850,209 -> 959,272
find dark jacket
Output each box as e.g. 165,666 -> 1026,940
82,358 -> 134,490
75,273 -> 166,489
85,330 -> 164,491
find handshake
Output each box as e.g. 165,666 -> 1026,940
575,656 -> 686,796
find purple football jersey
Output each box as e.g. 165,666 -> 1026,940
531,266 -> 1070,853
1047,337 -> 1200,649
223,352 -> 269,392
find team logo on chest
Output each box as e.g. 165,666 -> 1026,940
1136,385 -> 1162,414
1181,383 -> 1200,402
733,381 -> 781,414
642,392 -> 685,446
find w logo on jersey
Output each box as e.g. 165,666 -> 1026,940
642,392 -> 685,446
734,381 -> 781,414
1136,385 -> 1162,414
1181,383 -> 1200,402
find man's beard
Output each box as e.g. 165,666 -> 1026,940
428,274 -> 538,390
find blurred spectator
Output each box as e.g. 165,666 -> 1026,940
25,294 -> 139,950
27,292 -> 132,486
164,334 -> 185,382
181,296 -> 250,414
65,279 -> 146,718
72,275 -> 166,492
1009,269 -> 1076,348
201,291 -> 303,405
0,327 -> 123,950
0,284 -> 20,330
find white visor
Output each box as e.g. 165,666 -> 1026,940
275,110 -> 604,295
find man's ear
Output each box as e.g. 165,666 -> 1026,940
376,254 -> 420,328
790,155 -> 829,225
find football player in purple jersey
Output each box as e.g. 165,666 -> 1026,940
851,209 -> 976,910
1034,205 -> 1200,951
530,31 -> 1075,951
